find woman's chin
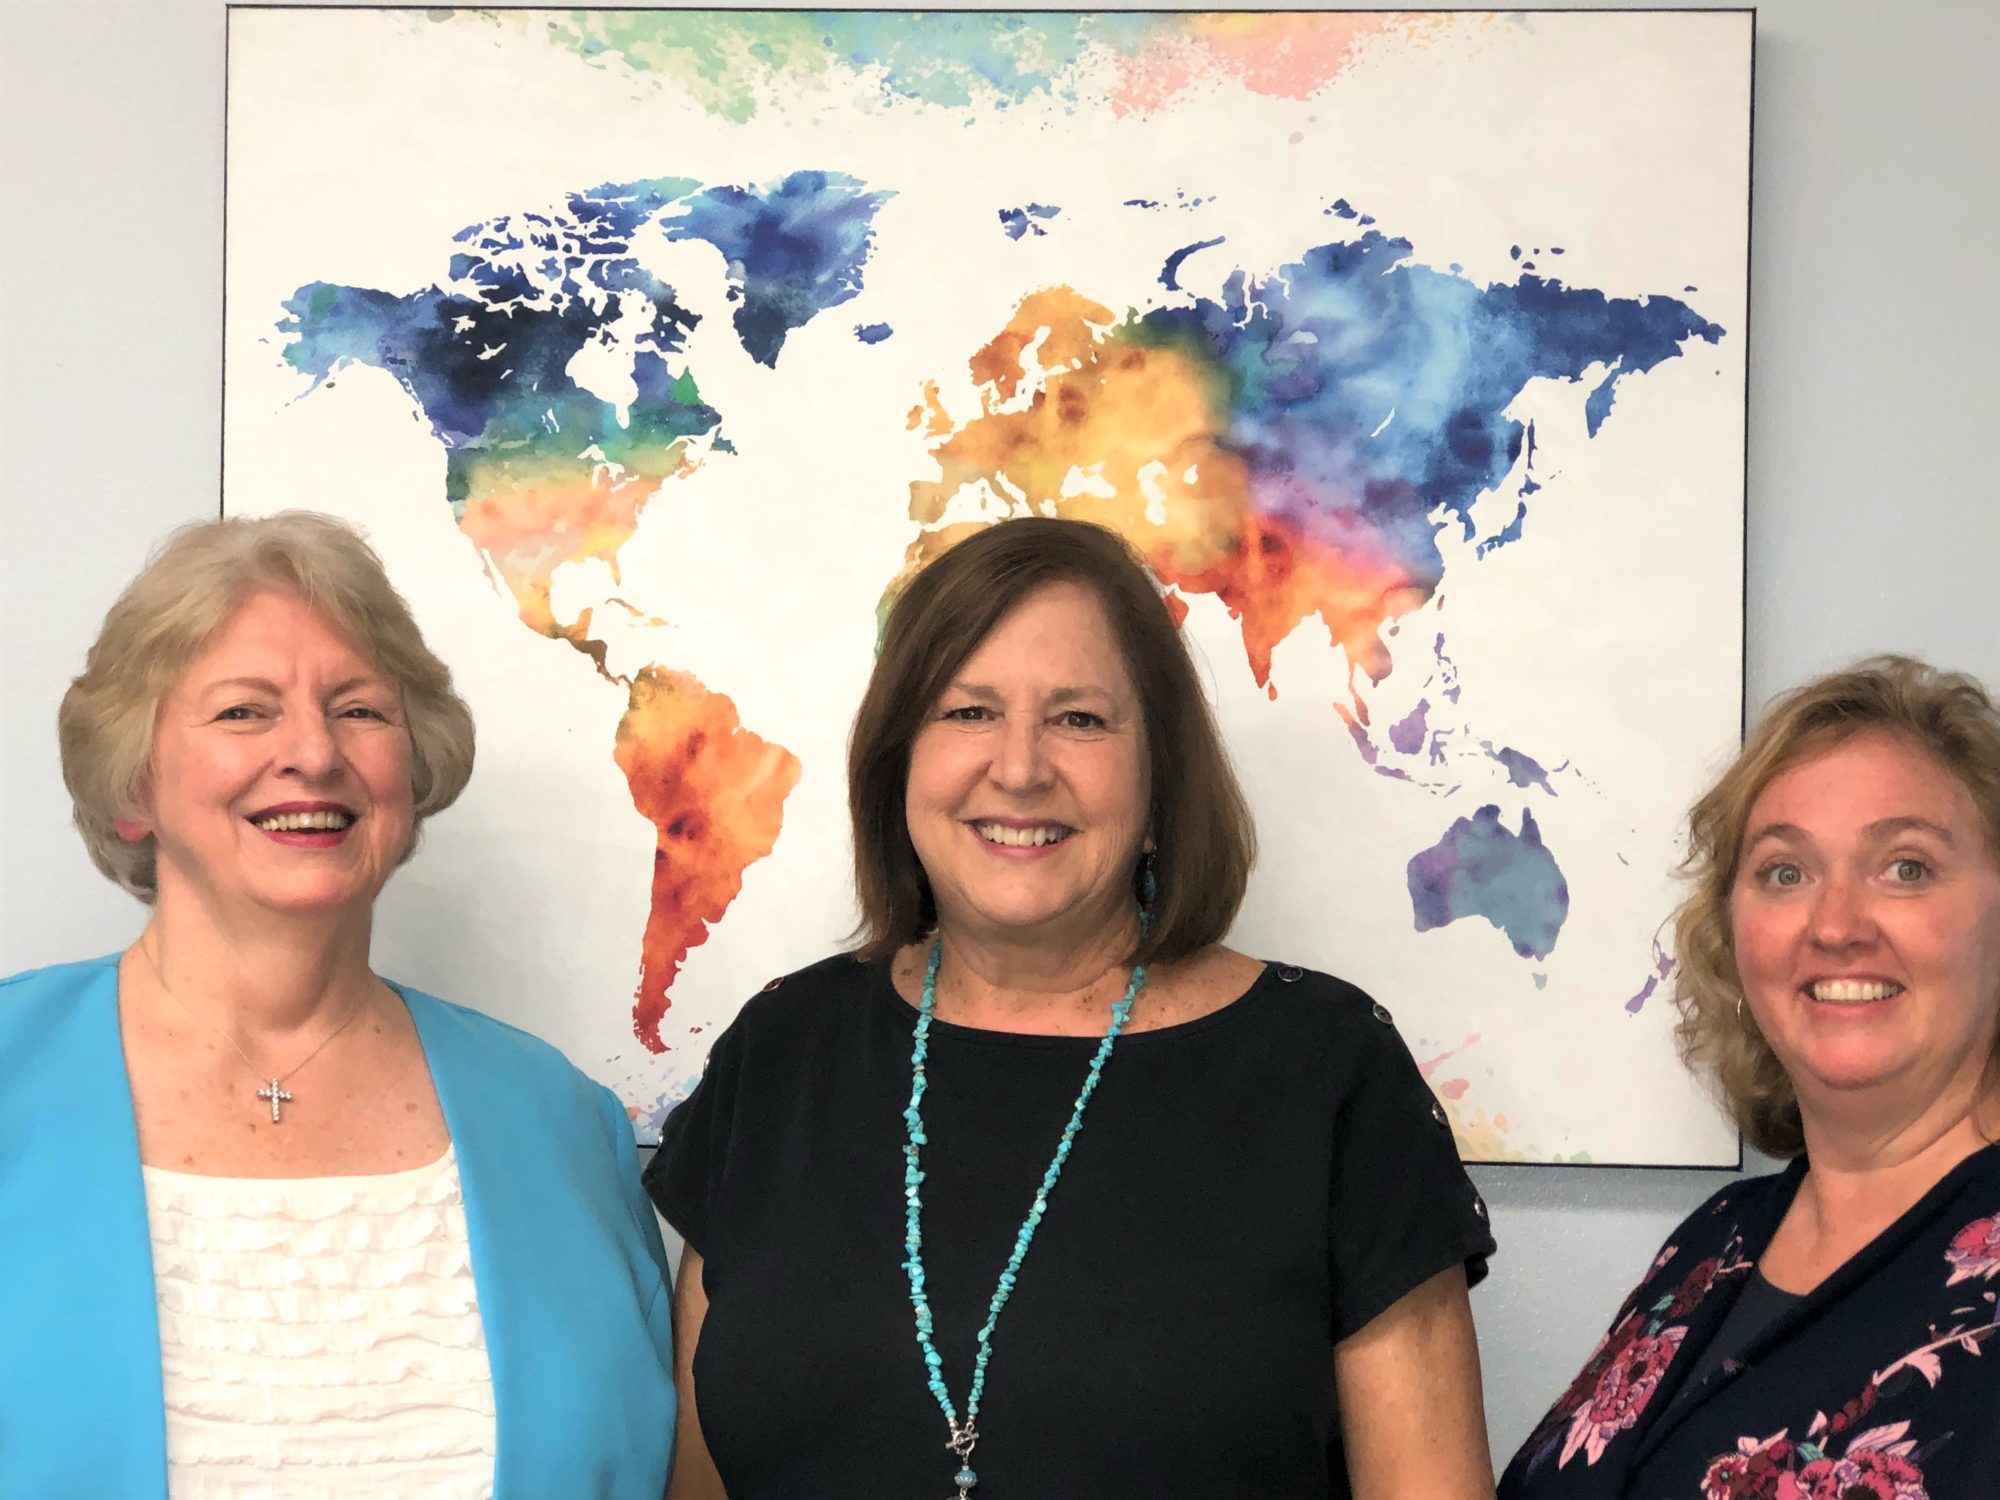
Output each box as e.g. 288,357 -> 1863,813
1792,1041 -> 1923,1100
238,877 -> 381,922
955,900 -> 1103,944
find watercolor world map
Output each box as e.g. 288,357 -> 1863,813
225,10 -> 1751,1164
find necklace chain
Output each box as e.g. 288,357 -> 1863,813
140,935 -> 371,1123
901,927 -> 1148,1497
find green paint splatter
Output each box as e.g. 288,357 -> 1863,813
505,10 -> 1171,121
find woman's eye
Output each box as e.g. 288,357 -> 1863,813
1057,710 -> 1106,730
941,705 -> 990,722
338,704 -> 387,721
1759,862 -> 1804,889
215,705 -> 261,722
1890,857 -> 1930,884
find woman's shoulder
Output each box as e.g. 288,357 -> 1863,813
0,953 -> 120,1049
391,981 -> 621,1126
0,952 -> 119,1000
1628,1163 -> 1799,1291
1219,955 -> 1407,1041
728,951 -> 885,1034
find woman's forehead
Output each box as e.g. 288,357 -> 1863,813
1747,729 -> 1988,841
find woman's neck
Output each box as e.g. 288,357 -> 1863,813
135,888 -> 382,1043
1791,1078 -> 1999,1252
929,912 -> 1142,1031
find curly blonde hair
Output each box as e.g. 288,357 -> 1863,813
59,511 -> 476,901
1673,655 -> 2000,1156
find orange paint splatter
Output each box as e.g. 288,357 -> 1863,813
1448,1099 -> 1528,1163
453,464 -> 800,1050
614,666 -> 801,1052
456,444 -> 699,635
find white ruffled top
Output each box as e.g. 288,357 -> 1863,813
142,1147 -> 497,1499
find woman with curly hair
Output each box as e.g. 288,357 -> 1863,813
1500,655 -> 2000,1497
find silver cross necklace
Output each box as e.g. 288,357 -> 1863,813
140,936 -> 371,1123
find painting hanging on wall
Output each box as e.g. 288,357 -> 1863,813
223,7 -> 1752,1165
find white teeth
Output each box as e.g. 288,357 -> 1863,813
253,811 -> 355,833
975,822 -> 1070,848
1810,979 -> 1902,1004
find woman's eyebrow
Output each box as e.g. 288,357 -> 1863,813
1861,815 -> 1956,845
1741,821 -> 1806,850
944,682 -> 1118,705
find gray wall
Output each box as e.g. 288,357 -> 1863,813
5,0 -> 1995,1460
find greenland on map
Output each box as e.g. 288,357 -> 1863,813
223,9 -> 1750,1164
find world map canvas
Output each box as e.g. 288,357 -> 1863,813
223,9 -> 1749,1165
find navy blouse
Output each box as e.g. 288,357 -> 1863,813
1500,1142 -> 2000,1497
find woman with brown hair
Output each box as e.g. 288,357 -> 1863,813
647,517 -> 1496,1499
1500,656 -> 2000,1497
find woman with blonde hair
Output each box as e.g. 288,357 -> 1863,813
0,512 -> 675,1498
1500,655 -> 2000,1496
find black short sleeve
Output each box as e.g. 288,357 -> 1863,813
641,1004 -> 748,1256
1324,991 -> 1495,1342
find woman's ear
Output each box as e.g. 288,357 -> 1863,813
116,776 -> 156,842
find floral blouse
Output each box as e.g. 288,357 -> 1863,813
1499,1142 -> 2000,1498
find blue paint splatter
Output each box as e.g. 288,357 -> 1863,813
667,170 -> 896,367
1488,745 -> 1555,794
279,169 -> 896,516
1476,502 -> 1528,558
1122,230 -> 1723,625
855,322 -> 894,344
1160,236 -> 1227,291
998,203 -> 1062,240
1407,805 -> 1570,960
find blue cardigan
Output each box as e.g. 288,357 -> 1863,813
0,955 -> 676,1498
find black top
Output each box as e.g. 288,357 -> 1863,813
1500,1142 -> 2000,1497
645,953 -> 1495,1500
1674,1269 -> 1804,1396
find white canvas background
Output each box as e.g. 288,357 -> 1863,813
223,8 -> 1748,1163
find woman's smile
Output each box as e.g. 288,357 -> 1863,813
246,798 -> 361,847
969,818 -> 1076,853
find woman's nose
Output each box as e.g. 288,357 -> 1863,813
990,717 -> 1052,790
277,709 -> 342,779
1807,873 -> 1876,951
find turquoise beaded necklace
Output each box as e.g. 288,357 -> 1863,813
901,929 -> 1149,1499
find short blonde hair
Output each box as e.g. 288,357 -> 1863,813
59,511 -> 476,900
1673,655 -> 2000,1156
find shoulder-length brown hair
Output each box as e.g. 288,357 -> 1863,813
849,517 -> 1255,965
1674,654 -> 2000,1157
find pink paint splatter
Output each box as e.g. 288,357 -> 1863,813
1419,1031 -> 1482,1078
1110,13 -> 1398,117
